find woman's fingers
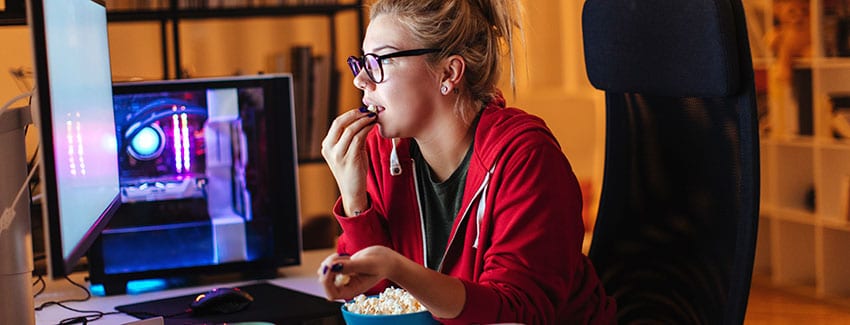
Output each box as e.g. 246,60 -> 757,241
344,119 -> 376,158
323,108 -> 375,156
316,251 -> 384,301
332,116 -> 375,159
321,108 -> 376,205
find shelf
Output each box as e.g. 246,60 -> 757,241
750,57 -> 850,69
0,15 -> 25,26
761,136 -> 815,147
821,218 -> 850,231
107,3 -> 362,22
762,205 -> 817,225
771,220 -> 816,287
810,57 -> 850,70
820,228 -> 850,296
0,0 -> 25,26
103,0 -> 365,88
815,138 -> 850,149
743,0 -> 850,303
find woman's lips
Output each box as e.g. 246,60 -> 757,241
362,104 -> 385,113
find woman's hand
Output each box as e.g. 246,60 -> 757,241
316,246 -> 401,301
321,108 -> 377,216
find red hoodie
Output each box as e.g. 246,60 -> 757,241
333,94 -> 616,324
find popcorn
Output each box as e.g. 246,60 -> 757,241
334,273 -> 351,287
344,287 -> 427,315
366,105 -> 378,113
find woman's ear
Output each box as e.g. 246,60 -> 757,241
440,55 -> 465,95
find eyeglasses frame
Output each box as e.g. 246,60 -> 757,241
347,48 -> 442,84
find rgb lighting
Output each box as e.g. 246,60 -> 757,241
131,127 -> 161,157
128,124 -> 165,160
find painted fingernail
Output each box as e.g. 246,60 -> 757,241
358,106 -> 369,113
322,265 -> 329,275
339,253 -> 350,257
331,263 -> 343,272
367,113 -> 376,118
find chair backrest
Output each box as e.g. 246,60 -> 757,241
582,0 -> 760,324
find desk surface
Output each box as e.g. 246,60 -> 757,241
35,248 -> 334,325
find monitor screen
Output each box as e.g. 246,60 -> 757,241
87,74 -> 302,295
28,0 -> 121,279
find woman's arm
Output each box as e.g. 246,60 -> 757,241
317,245 -> 465,319
321,107 -> 376,217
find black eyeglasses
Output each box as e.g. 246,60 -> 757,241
347,48 -> 441,84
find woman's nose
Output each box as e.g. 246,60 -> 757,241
352,69 -> 373,91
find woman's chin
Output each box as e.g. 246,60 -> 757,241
376,124 -> 390,138
375,123 -> 407,139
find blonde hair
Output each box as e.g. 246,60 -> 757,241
369,0 -> 525,106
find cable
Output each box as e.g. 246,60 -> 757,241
34,275 -> 92,311
34,276 -> 123,325
0,158 -> 40,238
0,91 -> 32,120
55,303 -> 122,325
33,275 -> 46,297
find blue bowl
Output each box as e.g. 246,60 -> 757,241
340,304 -> 440,325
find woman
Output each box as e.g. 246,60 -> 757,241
317,0 -> 616,323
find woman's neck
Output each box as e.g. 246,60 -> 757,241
414,102 -> 480,182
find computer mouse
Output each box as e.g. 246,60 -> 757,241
190,287 -> 254,316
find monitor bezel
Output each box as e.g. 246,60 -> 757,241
29,0 -> 122,279
86,74 -> 303,292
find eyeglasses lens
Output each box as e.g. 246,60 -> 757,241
364,54 -> 382,83
347,54 -> 387,83
347,56 -> 361,77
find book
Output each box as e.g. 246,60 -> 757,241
291,46 -> 314,160
309,55 -> 333,159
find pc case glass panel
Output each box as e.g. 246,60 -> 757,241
87,76 -> 300,292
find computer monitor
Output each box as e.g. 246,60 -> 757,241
28,0 -> 121,279
86,74 -> 302,295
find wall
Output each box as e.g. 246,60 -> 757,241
0,25 -> 32,141
508,1 -> 606,225
0,0 -> 603,228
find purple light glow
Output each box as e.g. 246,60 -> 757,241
172,110 -> 182,173
181,112 -> 191,171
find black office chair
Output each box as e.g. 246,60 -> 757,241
582,0 -> 760,324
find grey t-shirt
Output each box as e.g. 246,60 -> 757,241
411,140 -> 473,270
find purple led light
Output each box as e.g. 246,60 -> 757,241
172,110 -> 182,173
181,111 -> 190,171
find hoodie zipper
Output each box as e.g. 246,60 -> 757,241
410,159 -> 430,268
436,171 -> 491,273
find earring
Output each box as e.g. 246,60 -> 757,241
441,85 -> 449,95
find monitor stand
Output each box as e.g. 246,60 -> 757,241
96,264 -> 279,296
0,105 -> 35,325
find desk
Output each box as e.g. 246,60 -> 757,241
35,248 -> 335,325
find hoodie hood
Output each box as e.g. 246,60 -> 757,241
471,93 -> 562,173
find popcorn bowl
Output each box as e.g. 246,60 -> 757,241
341,303 -> 440,325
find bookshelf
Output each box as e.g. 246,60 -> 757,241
106,1 -> 365,162
105,1 -> 365,81
745,0 -> 850,299
0,0 -> 26,25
